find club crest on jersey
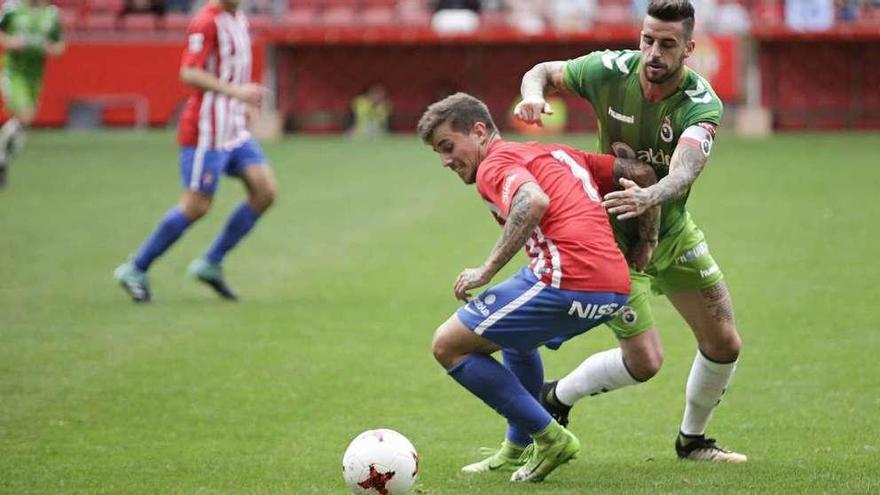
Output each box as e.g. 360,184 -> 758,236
620,306 -> 638,326
660,116 -> 674,143
188,33 -> 204,53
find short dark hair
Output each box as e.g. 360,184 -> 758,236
646,0 -> 695,40
417,92 -> 497,144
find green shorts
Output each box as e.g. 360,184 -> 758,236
1,70 -> 42,115
606,215 -> 724,339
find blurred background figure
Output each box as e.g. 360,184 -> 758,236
350,84 -> 392,139
715,0 -> 750,34
0,0 -> 64,189
547,0 -> 598,31
431,0 -> 481,33
785,0 -> 835,30
507,0 -> 547,33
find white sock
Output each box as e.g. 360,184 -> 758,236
0,118 -> 20,161
555,347 -> 640,406
680,350 -> 738,436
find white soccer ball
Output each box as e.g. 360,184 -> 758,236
342,429 -> 419,495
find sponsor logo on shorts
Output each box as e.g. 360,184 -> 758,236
620,306 -> 638,326
484,294 -> 496,305
472,298 -> 491,317
700,264 -> 720,279
568,301 -> 621,320
675,241 -> 708,264
202,172 -> 215,187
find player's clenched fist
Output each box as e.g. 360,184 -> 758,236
454,267 -> 492,302
234,83 -> 268,106
514,97 -> 554,126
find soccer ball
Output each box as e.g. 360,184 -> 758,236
342,429 -> 419,495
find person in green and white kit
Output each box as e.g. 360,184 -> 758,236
0,0 -> 64,188
513,0 -> 747,465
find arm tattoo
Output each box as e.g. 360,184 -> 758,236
521,61 -> 570,99
700,281 -> 736,324
647,143 -> 707,206
613,158 -> 660,242
638,204 -> 660,243
485,183 -> 548,273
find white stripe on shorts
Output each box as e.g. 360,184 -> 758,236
474,279 -> 546,336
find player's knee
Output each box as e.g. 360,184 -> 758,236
625,348 -> 663,381
701,330 -> 741,363
431,324 -> 464,369
182,201 -> 210,220
250,183 -> 276,213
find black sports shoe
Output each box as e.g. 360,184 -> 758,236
540,381 -> 572,427
675,433 -> 748,463
188,258 -> 239,301
0,161 -> 7,189
113,261 -> 151,303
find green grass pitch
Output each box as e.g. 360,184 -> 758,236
1,130 -> 878,494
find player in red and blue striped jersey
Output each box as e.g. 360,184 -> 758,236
114,0 -> 276,303
418,93 -> 658,482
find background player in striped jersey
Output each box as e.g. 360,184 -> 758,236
0,0 -> 64,188
114,0 -> 276,303
515,0 -> 746,463
419,93 -> 658,482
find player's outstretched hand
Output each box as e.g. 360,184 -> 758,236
454,267 -> 492,302
603,178 -> 653,220
514,98 -> 553,126
234,83 -> 269,106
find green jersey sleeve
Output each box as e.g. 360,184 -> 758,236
0,4 -> 13,32
48,6 -> 62,42
679,74 -> 723,128
563,51 -> 612,104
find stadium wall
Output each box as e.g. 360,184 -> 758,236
16,40 -> 264,127
754,27 -> 880,129
18,29 -> 879,131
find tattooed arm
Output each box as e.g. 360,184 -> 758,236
514,61 -> 572,126
613,158 -> 660,271
453,182 -> 549,301
603,124 -> 715,220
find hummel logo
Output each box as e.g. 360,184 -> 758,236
608,107 -> 634,124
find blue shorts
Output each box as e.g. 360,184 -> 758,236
180,139 -> 267,194
457,267 -> 629,352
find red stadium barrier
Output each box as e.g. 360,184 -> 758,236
753,26 -> 880,130
11,39 -> 263,127
12,24 -> 880,131
272,28 -> 742,133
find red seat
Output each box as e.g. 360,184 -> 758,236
82,12 -> 118,30
321,5 -> 357,25
121,13 -> 160,30
164,12 -> 191,31
361,6 -> 395,25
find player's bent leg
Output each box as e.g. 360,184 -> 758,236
434,315 -> 576,480
667,282 -> 746,463
546,278 -> 659,426
431,314 -> 500,369
191,162 -> 273,300
114,191 -> 209,303
241,163 -> 277,213
543,328 -> 660,427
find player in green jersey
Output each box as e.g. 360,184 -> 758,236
0,0 -> 64,188
514,0 -> 746,463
